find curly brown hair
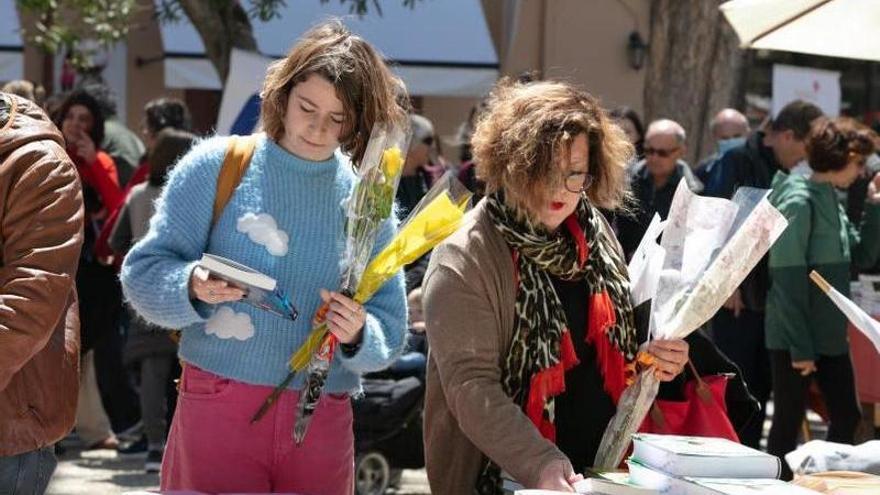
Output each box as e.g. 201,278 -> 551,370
807,117 -> 876,173
258,20 -> 408,167
471,79 -> 633,215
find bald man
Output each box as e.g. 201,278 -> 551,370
696,109 -> 750,183
616,119 -> 702,261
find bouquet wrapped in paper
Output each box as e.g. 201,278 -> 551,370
593,181 -> 789,469
249,122 -> 409,438
250,140 -> 474,444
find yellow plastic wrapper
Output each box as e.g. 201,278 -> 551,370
289,173 -> 472,371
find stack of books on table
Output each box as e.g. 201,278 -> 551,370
626,433 -> 822,495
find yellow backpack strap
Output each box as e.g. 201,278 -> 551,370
212,134 -> 258,225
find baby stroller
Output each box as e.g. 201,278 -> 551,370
353,334 -> 426,495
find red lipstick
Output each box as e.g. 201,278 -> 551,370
550,201 -> 565,211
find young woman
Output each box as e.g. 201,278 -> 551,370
121,21 -> 408,493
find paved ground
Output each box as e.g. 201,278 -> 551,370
44,401 -> 854,494
46,439 -> 431,495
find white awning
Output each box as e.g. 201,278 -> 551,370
721,0 -> 880,63
157,0 -> 499,97
0,0 -> 24,82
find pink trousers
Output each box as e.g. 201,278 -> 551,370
161,365 -> 354,494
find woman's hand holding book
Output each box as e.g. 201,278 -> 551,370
190,266 -> 246,304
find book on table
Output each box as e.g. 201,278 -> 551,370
197,253 -> 298,321
627,459 -> 821,495
631,434 -> 781,479
504,470 -> 658,494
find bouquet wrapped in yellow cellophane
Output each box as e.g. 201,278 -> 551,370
290,172 -> 472,372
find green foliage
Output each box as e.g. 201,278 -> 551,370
16,0 -> 136,70
16,0 -> 421,71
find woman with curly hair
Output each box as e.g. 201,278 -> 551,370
421,79 -> 689,494
766,117 -> 880,479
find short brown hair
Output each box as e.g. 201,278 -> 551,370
771,100 -> 824,140
472,78 -> 632,214
149,128 -> 196,186
258,20 -> 407,166
807,117 -> 876,173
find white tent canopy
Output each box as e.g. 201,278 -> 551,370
721,0 -> 880,63
0,0 -> 24,82
157,0 -> 499,97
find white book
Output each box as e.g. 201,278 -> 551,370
505,473 -> 658,495
575,476 -> 660,495
631,434 -> 781,479
627,460 -> 820,495
196,253 -> 298,321
198,253 -> 276,291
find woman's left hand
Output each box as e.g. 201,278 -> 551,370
321,289 -> 366,345
867,171 -> 880,205
647,339 -> 689,382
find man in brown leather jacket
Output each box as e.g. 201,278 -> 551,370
0,92 -> 84,493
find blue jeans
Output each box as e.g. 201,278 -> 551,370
0,447 -> 57,495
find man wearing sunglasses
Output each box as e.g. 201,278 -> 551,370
616,119 -> 702,261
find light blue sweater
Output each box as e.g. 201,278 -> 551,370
120,134 -> 407,394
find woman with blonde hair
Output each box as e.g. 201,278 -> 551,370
422,79 -> 689,493
121,20 -> 408,493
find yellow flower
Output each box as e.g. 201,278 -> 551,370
381,147 -> 403,180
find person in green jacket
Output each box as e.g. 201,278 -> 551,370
766,117 -> 880,479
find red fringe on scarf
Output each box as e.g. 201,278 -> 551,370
586,291 -> 627,404
519,213 -> 629,443
525,330 -> 579,442
566,214 -> 628,404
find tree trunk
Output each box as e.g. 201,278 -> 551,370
642,0 -> 745,167
178,0 -> 259,85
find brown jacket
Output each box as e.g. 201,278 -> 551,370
0,93 -> 84,456
422,200 -> 571,494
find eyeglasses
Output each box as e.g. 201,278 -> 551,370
644,146 -> 680,158
561,171 -> 594,193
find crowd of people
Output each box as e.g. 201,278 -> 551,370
1,17 -> 880,495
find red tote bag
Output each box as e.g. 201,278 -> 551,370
639,361 -> 740,442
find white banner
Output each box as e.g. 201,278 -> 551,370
215,49 -> 272,135
772,64 -> 840,117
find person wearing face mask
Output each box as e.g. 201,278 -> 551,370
766,117 -> 880,479
120,20 -> 408,493
695,108 -> 749,184
615,119 -> 702,261
421,80 -> 689,494
703,100 -> 824,450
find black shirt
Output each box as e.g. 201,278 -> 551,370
550,275 -> 617,471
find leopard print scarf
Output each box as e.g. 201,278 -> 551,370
477,192 -> 637,494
